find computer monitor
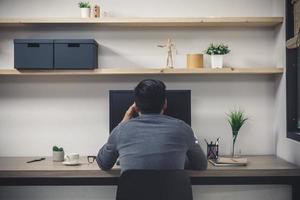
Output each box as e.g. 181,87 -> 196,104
109,90 -> 191,132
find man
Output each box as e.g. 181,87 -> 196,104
96,79 -> 207,172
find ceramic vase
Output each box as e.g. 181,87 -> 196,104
81,8 -> 91,18
211,55 -> 223,69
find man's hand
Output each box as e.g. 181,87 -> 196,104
121,103 -> 137,123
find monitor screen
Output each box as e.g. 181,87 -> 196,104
109,90 -> 191,132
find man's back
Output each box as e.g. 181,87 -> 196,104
97,114 -> 207,172
117,114 -> 193,171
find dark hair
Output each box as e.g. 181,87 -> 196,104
134,79 -> 166,114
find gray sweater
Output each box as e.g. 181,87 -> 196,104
97,114 -> 207,172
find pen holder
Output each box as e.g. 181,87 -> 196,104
207,144 -> 219,160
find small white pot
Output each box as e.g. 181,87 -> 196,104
211,55 -> 224,69
81,8 -> 91,18
53,151 -> 64,162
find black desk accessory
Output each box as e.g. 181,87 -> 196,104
87,156 -> 97,164
26,157 -> 46,163
205,138 -> 219,160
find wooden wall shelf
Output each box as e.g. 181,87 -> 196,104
0,17 -> 283,27
0,68 -> 284,76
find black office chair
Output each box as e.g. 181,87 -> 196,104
116,170 -> 193,200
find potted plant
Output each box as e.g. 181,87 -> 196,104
52,145 -> 64,162
78,2 -> 91,18
205,43 -> 230,68
227,109 -> 248,157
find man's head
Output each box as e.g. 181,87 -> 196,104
134,79 -> 166,114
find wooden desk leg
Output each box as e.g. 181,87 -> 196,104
292,184 -> 299,200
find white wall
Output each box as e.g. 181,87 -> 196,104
0,0 -> 296,200
0,0 -> 283,18
0,75 -> 277,156
0,0 -> 282,157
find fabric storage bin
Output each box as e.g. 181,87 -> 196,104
54,39 -> 98,69
14,39 -> 54,69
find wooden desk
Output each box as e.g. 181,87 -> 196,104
0,155 -> 299,199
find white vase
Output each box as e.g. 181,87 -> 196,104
81,8 -> 91,18
211,55 -> 224,69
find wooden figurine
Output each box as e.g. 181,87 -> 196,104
158,38 -> 176,68
93,5 -> 100,18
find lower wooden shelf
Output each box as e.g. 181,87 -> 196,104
0,67 -> 284,76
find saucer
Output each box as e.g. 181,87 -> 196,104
62,161 -> 81,166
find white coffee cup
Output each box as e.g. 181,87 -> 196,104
64,153 -> 80,164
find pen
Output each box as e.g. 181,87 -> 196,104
26,157 -> 46,163
204,139 -> 209,145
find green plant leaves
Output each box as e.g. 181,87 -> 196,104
52,145 -> 64,152
204,43 -> 230,55
78,2 -> 91,8
227,109 -> 248,142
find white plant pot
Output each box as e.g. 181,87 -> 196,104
81,8 -> 91,18
211,55 -> 224,69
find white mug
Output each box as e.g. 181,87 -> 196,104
64,153 -> 80,163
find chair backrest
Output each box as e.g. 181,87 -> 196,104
116,170 -> 193,200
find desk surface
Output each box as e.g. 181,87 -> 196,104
0,155 -> 300,177
0,155 -> 300,186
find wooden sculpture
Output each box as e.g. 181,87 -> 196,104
93,5 -> 100,18
158,38 -> 176,68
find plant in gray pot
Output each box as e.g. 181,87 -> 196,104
52,146 -> 64,162
227,109 -> 248,158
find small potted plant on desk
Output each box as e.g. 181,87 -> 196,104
52,145 -> 64,162
79,2 -> 91,18
205,43 -> 230,69
227,109 -> 248,157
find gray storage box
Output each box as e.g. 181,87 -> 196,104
14,39 -> 54,69
54,39 -> 98,69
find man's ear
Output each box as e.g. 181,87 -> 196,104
162,99 -> 167,113
134,102 -> 140,113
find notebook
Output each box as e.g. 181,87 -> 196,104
209,157 -> 248,167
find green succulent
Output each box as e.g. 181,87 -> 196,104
78,2 -> 91,8
52,145 -> 64,152
205,43 -> 230,55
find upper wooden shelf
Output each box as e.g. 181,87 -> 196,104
0,67 -> 284,76
0,17 -> 283,27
